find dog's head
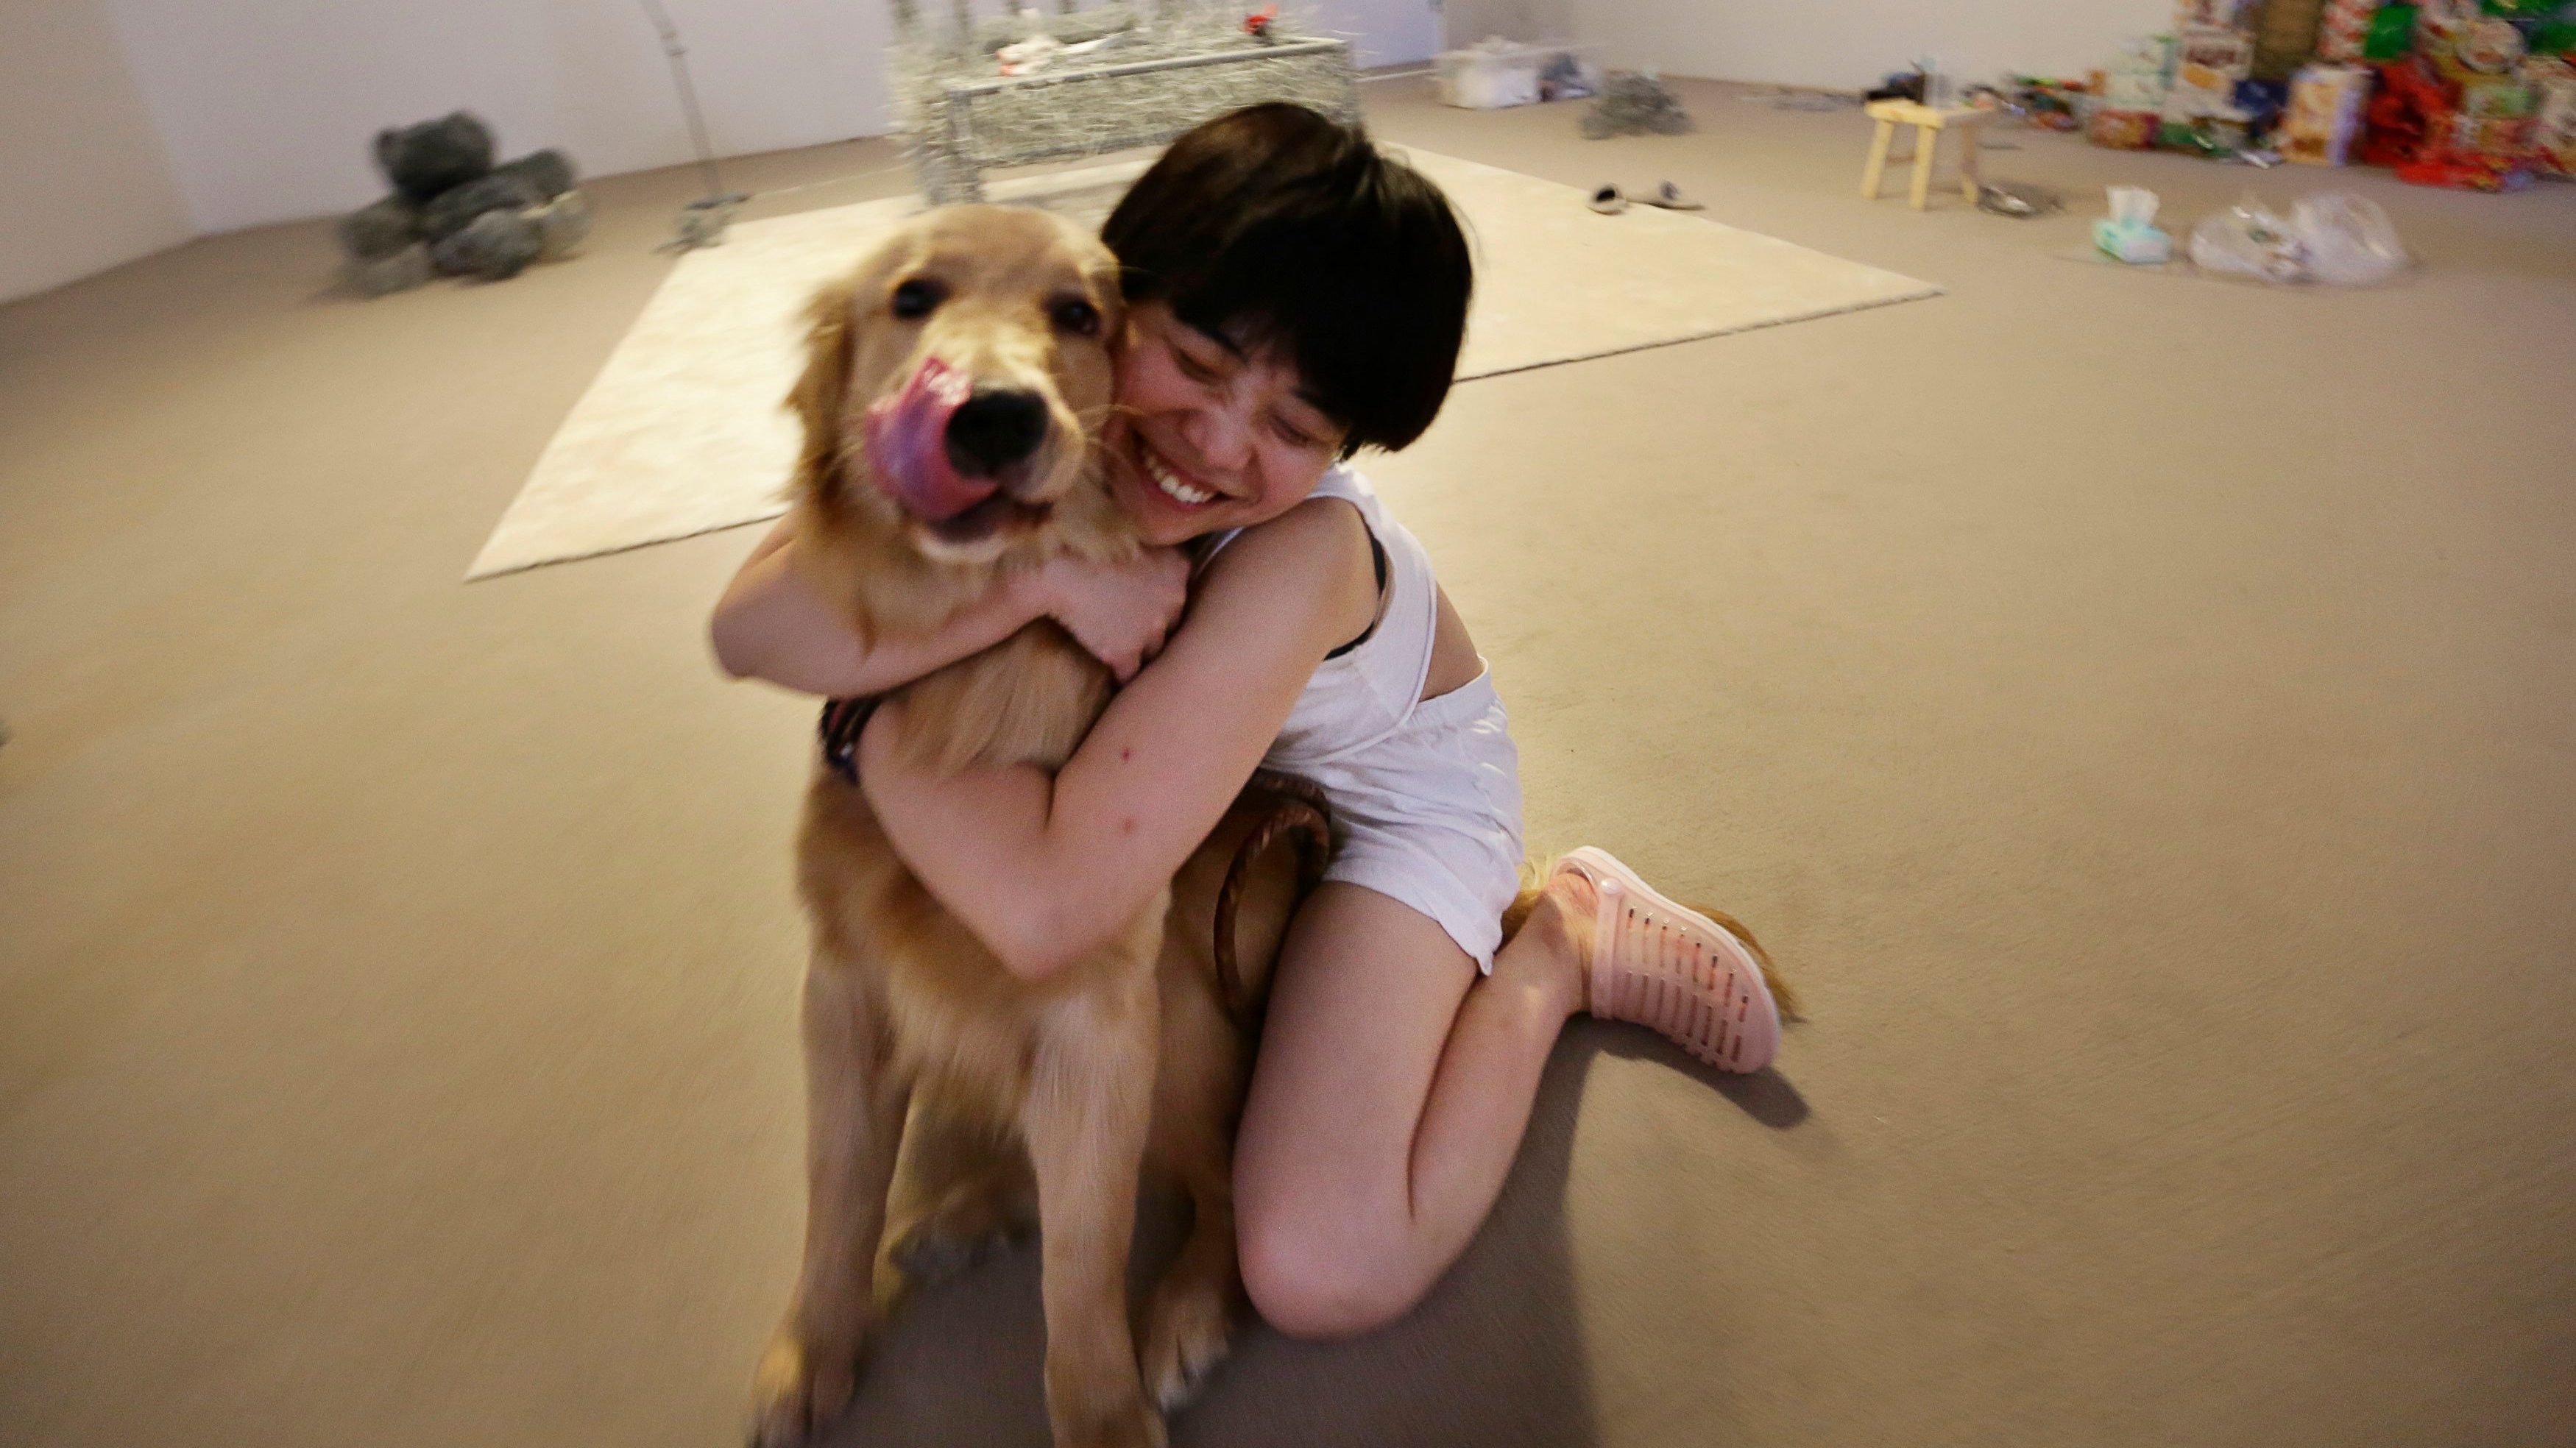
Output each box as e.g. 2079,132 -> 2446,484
789,206 -> 1130,570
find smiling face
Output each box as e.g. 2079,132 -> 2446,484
1100,302 -> 1349,547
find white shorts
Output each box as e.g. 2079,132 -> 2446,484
1291,671 -> 1527,972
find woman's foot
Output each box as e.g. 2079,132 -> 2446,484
1549,848 -> 1781,1073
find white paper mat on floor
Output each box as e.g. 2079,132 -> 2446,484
467,151 -> 1939,578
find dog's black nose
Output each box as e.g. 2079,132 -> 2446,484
944,387 -> 1049,477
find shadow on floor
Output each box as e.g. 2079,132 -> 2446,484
821,1019 -> 1810,1447
823,1030 -> 1631,1448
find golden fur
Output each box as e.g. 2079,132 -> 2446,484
748,206 -> 1305,1448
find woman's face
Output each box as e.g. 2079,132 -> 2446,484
1100,302 -> 1348,547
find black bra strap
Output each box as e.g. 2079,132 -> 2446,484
1323,531 -> 1390,661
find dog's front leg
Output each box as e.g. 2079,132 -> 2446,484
1025,978 -> 1163,1448
751,957 -> 910,1447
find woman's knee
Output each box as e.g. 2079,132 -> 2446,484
1235,1193 -> 1426,1341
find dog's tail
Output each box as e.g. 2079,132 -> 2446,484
1211,773 -> 1337,1031
1501,857 -> 1802,1021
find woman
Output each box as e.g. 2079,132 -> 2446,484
714,102 -> 1781,1340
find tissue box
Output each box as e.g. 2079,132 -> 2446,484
2094,219 -> 2174,263
2094,185 -> 2172,264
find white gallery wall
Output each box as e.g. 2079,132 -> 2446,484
1,1 -> 193,302
1314,0 -> 1444,71
1543,0 -> 2171,93
106,0 -> 899,236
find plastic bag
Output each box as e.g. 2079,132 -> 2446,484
2189,196 -> 2309,281
2293,193 -> 2408,285
2187,191 -> 2408,284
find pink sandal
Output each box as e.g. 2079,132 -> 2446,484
1554,847 -> 1781,1073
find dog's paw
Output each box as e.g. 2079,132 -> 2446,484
1139,1280 -> 1236,1413
888,1215 -> 1009,1289
1058,1399 -> 1168,1448
888,1176 -> 1028,1291
746,1324 -> 858,1448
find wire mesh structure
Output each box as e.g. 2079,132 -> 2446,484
889,0 -> 1362,202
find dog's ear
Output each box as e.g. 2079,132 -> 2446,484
788,280 -> 857,502
1088,255 -> 1128,349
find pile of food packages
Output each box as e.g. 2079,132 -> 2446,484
1977,0 -> 2573,190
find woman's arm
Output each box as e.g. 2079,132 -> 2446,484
857,497 -> 1378,979
711,518 -> 1189,695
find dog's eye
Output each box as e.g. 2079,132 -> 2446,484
1051,298 -> 1101,337
891,279 -> 945,320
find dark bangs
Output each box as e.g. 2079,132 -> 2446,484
1100,103 -> 1473,456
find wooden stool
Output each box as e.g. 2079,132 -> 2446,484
1860,99 -> 1990,210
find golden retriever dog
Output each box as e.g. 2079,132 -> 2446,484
746,206 -> 1317,1448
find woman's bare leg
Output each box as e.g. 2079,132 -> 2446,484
1231,872 -> 1599,1340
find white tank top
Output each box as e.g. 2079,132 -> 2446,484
1197,466 -> 1440,770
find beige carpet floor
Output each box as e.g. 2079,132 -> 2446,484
469,149 -> 1936,578
4,78 -> 2574,1448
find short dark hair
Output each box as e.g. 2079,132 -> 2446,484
1101,103 -> 1473,457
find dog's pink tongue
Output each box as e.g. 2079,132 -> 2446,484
864,358 -> 995,522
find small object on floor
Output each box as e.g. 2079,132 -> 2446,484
1976,180 -> 2062,217
1859,98 -> 1991,208
1440,37 -> 1547,109
2092,184 -> 2173,263
667,195 -> 743,251
2187,196 -> 2308,281
1582,71 -> 1694,138
344,241 -> 433,296
2089,107 -> 2162,148
493,148 -> 578,201
528,191 -> 593,262
429,207 -> 544,280
1537,50 -> 1596,101
419,171 -> 545,241
341,113 -> 581,293
1243,4 -> 1276,40
2188,191 -> 2409,285
336,196 -> 421,261
1589,181 -> 1703,213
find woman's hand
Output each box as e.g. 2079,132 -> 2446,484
1031,548 -> 1191,682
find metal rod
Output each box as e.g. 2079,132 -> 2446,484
637,0 -> 730,202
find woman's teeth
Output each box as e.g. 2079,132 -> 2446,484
1142,445 -> 1215,506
